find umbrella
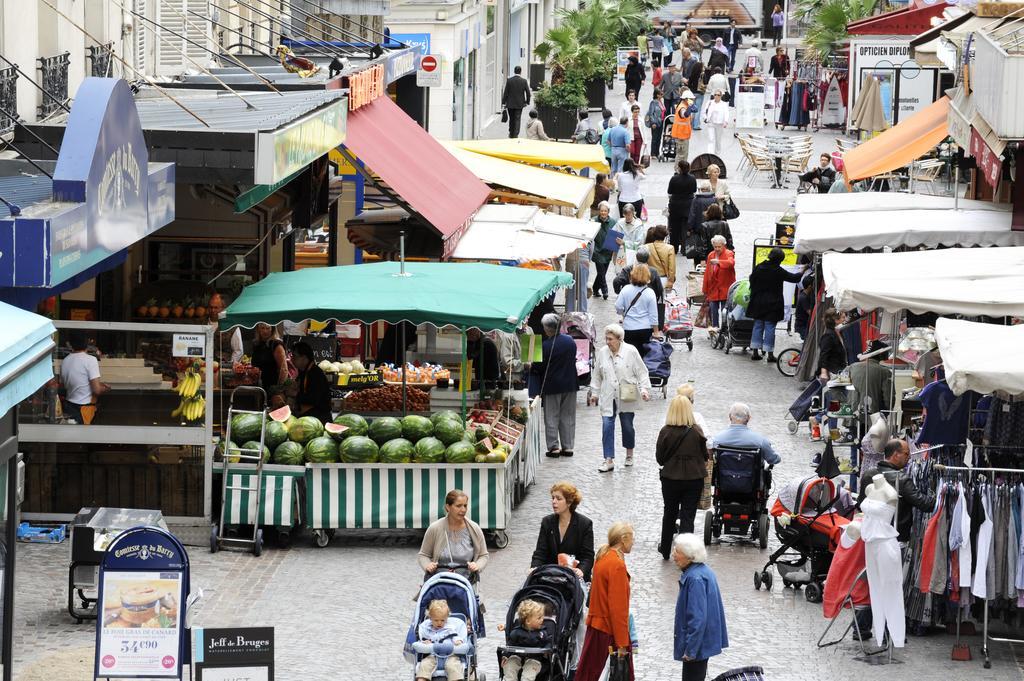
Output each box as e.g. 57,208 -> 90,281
851,76 -> 889,134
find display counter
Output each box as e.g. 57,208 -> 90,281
19,321 -> 215,524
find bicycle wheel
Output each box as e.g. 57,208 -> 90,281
776,348 -> 800,377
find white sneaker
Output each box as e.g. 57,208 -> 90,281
625,454 -> 635,467
597,460 -> 615,473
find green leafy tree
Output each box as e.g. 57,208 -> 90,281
799,0 -> 877,61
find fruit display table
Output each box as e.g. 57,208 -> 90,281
213,463 -> 304,546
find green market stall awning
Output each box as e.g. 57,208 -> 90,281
221,262 -> 573,333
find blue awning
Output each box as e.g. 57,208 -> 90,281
0,302 -> 55,417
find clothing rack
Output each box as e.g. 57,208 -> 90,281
933,463 -> 1024,668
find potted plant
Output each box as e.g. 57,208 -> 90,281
534,78 -> 587,139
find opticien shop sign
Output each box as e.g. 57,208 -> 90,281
254,97 -> 348,185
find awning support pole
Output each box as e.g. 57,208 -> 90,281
461,329 -> 468,422
954,164 -> 960,211
400,231 -> 408,415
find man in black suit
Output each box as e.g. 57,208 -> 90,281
502,66 -> 532,138
724,19 -> 743,71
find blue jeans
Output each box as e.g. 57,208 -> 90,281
692,93 -> 704,130
611,147 -> 628,175
602,401 -> 636,459
751,319 -> 777,352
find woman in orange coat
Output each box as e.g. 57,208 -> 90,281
575,522 -> 635,681
701,234 -> 735,329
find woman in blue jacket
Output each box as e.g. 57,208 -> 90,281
530,313 -> 580,457
672,534 -> 728,681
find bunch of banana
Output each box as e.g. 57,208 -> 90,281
176,369 -> 201,398
181,395 -> 206,422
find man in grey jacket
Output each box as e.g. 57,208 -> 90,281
661,64 -> 684,121
502,66 -> 532,138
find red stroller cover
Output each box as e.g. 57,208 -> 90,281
823,532 -> 871,618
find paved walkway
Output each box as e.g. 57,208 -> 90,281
11,79 -> 1023,681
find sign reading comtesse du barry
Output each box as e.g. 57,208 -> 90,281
195,627 -> 275,681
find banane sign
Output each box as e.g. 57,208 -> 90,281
254,96 -> 348,185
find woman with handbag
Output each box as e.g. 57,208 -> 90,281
703,91 -> 730,156
689,203 -> 732,270
615,265 -> 661,357
575,522 -> 635,681
645,89 -> 666,161
656,396 -> 708,559
590,324 -> 651,472
667,160 -> 697,254
701,163 -> 740,222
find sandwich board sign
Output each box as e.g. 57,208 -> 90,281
194,627 -> 275,681
95,526 -> 191,679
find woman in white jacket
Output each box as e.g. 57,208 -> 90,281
704,90 -> 730,155
590,323 -> 652,472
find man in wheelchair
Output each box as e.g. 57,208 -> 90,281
710,403 -> 782,466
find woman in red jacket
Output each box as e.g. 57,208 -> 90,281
575,522 -> 635,681
701,235 -> 735,329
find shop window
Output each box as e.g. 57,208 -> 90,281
487,5 -> 495,35
147,241 -> 261,294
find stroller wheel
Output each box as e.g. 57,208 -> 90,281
703,509 -> 714,546
758,514 -> 769,549
787,419 -> 800,434
805,582 -> 823,603
753,570 -> 763,590
762,570 -> 773,591
687,340 -> 693,351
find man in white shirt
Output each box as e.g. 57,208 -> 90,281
60,333 -> 109,423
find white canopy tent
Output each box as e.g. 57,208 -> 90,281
935,318 -> 1024,397
794,206 -> 1023,254
823,247 -> 1024,316
794,193 -> 1010,215
450,204 -> 599,261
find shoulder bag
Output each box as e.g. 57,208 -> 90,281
722,196 -> 740,220
606,649 -> 632,681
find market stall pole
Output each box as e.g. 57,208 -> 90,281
219,262 -> 572,548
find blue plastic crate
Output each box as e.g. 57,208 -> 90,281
16,522 -> 67,544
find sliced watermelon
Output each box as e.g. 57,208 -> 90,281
324,422 -> 348,441
269,405 -> 292,422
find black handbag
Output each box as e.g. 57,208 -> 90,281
501,107 -> 509,123
684,232 -> 706,262
722,197 -> 740,220
607,649 -> 631,681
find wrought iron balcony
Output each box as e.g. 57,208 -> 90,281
0,66 -> 16,134
36,52 -> 69,119
88,42 -> 114,78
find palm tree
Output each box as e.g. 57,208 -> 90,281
800,0 -> 877,61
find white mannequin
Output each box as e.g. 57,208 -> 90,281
845,517 -> 862,541
864,473 -> 898,505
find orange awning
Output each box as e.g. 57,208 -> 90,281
843,96 -> 951,181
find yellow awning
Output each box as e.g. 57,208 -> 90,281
451,138 -> 610,173
844,96 -> 951,181
444,144 -> 595,215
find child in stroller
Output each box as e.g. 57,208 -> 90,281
497,600 -> 557,681
415,599 -> 469,681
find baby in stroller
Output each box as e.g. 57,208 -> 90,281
416,599 -> 469,681
497,599 -> 558,681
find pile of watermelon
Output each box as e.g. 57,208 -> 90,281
224,406 -> 511,467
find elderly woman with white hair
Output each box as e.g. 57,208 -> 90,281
673,534 -> 729,681
590,324 -> 652,472
529,313 -> 580,458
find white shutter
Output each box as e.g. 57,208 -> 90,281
155,0 -> 211,75
133,0 -> 148,76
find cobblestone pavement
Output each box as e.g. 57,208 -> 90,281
11,80 -> 1020,681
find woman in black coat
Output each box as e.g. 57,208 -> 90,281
624,56 -> 646,99
667,159 -> 697,253
817,309 -> 847,378
530,482 -> 595,581
746,247 -> 805,363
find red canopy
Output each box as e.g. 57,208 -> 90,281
343,97 -> 491,258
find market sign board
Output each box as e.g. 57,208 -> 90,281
0,78 -> 175,289
254,97 -> 347,185
848,39 -> 940,130
347,64 -> 386,111
386,47 -> 421,84
95,526 -> 191,679
389,33 -> 431,55
616,48 -> 639,81
172,333 -> 205,358
194,627 -> 274,681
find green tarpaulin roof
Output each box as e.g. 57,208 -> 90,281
220,262 -> 573,332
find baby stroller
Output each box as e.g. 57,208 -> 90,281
784,377 -> 827,435
663,291 -> 694,351
754,475 -> 853,601
660,113 -> 677,161
561,312 -> 596,387
405,571 -> 485,680
703,444 -> 772,548
497,565 -> 585,681
713,279 -> 754,354
643,337 -> 673,399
